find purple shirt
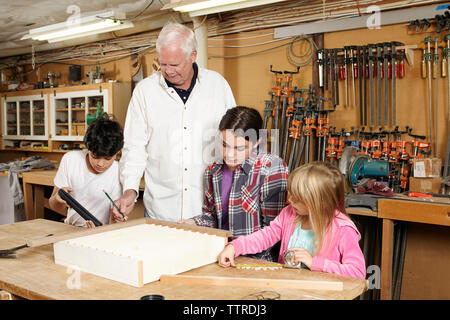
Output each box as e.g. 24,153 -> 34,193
220,164 -> 234,230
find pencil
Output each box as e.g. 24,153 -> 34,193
103,189 -> 125,218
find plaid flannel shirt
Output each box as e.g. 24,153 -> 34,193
193,152 -> 288,237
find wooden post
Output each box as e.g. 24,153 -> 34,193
381,218 -> 394,300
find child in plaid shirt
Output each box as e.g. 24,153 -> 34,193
179,106 -> 288,261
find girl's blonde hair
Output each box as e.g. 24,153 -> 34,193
288,162 -> 347,254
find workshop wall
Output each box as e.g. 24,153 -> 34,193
1,16 -> 449,300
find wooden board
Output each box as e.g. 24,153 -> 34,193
160,274 -> 344,291
53,219 -> 230,287
0,219 -> 367,300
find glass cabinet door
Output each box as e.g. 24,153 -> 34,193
19,101 -> 31,136
6,101 -> 18,136
32,99 -> 46,136
71,97 -> 86,136
54,98 -> 69,137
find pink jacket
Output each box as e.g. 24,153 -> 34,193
230,205 -> 366,279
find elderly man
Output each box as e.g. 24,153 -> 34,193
114,22 -> 236,222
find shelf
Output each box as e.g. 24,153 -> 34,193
1,147 -> 51,152
72,108 -> 86,111
56,123 -> 69,126
56,108 -> 68,111
33,110 -> 45,113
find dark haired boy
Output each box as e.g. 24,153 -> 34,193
49,117 -> 124,228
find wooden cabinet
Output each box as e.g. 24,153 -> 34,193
0,82 -> 131,152
1,94 -> 48,141
50,89 -> 109,141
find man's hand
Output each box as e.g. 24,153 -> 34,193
111,189 -> 136,222
177,218 -> 196,225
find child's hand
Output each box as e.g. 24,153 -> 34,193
218,244 -> 236,267
55,187 -> 73,208
177,218 -> 196,225
288,248 -> 313,269
85,221 -> 105,228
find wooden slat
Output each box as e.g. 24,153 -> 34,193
160,274 -> 344,291
27,218 -> 230,248
145,218 -> 232,238
27,218 -> 147,247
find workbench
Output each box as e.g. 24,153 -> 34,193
348,196 -> 450,300
0,219 -> 367,300
378,198 -> 450,300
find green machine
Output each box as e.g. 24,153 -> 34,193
86,101 -> 106,125
339,147 -> 389,187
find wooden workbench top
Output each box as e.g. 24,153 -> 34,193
0,219 -> 367,300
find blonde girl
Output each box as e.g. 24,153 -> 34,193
218,161 -> 366,279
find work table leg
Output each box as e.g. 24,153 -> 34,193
23,181 -> 33,220
381,218 -> 394,300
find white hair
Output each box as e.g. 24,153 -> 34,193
156,22 -> 197,58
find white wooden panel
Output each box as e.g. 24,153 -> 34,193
53,223 -> 226,287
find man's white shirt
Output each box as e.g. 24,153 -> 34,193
120,67 -> 236,221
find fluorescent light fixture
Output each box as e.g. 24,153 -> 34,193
161,0 -> 286,17
21,11 -> 134,43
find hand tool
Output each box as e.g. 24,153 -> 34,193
421,49 -> 427,79
390,41 -> 404,127
442,44 -> 448,78
358,46 -> 364,126
362,46 -> 368,126
433,36 -> 439,156
408,192 -> 433,198
318,49 -> 324,88
368,44 -> 376,126
280,67 -> 300,155
376,44 -> 383,126
324,49 -> 329,91
270,65 -> 283,156
281,95 -> 295,161
302,113 -> 316,165
407,128 -> 431,165
235,263 -> 283,270
334,49 -> 341,106
270,65 -> 283,130
283,250 -> 309,269
383,42 -> 390,126
422,19 -> 431,31
343,46 -> 349,108
263,100 -> 273,130
330,49 -> 336,106
350,46 -> 357,108
0,234 -> 54,258
103,189 -> 125,218
288,116 -> 304,172
398,50 -> 406,79
424,36 -> 434,156
58,188 -> 102,226
282,88 -> 308,161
